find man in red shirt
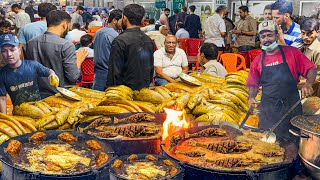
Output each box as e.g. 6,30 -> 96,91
247,20 -> 317,141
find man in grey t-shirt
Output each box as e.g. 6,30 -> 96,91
71,6 -> 84,27
26,10 -> 88,98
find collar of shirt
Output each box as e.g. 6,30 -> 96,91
44,31 -> 60,37
286,21 -> 295,34
160,47 -> 180,60
308,38 -> 320,51
121,27 -> 141,34
203,59 -> 217,69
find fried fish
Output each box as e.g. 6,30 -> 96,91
189,139 -> 252,153
113,113 -> 155,124
185,128 -> 227,138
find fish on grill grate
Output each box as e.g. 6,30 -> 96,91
185,128 -> 227,138
189,139 -> 252,153
95,124 -> 160,138
113,113 -> 155,124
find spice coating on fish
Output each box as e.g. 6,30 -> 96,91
96,124 -> 160,138
113,113 -> 155,124
87,131 -> 118,138
185,128 -> 227,138
79,117 -> 111,132
189,139 -> 252,153
175,150 -> 206,157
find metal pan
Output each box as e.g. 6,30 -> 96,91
0,130 -> 114,180
57,87 -> 82,101
178,73 -> 203,86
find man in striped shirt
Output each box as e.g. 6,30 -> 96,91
271,0 -> 303,50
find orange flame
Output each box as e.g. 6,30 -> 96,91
162,108 -> 189,140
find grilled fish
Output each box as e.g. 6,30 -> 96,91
189,139 -> 252,153
255,150 -> 285,157
87,131 -> 118,138
206,158 -> 265,168
185,128 -> 227,138
175,150 -> 206,157
113,113 -> 155,124
96,124 -> 160,138
79,117 -> 111,132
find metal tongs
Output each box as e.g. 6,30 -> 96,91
261,97 -> 308,143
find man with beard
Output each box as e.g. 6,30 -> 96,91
25,0 -> 36,22
25,10 -> 88,98
271,0 -> 303,50
230,6 -> 257,52
107,4 -> 154,90
160,8 -> 171,34
93,9 -> 122,91
247,20 -> 316,143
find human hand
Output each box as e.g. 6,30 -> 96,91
277,25 -> 285,43
233,30 -> 241,34
248,98 -> 259,108
301,84 -> 313,98
76,48 -> 89,63
49,74 -> 59,87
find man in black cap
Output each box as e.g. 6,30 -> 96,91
0,34 -> 58,114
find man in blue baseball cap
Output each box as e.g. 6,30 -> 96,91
0,34 -> 59,114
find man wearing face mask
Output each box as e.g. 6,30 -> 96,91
107,4 -> 154,90
25,10 -> 88,98
271,0 -> 303,50
247,20 -> 317,142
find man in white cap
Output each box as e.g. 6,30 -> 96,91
247,20 -> 317,141
0,34 -> 59,114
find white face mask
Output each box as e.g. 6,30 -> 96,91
261,41 -> 279,51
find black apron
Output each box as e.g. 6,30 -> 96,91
259,46 -> 302,141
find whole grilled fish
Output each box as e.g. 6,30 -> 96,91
185,128 -> 227,138
189,139 -> 252,153
96,124 -> 160,138
79,117 -> 111,132
113,113 -> 155,124
175,150 -> 206,157
87,131 -> 118,138
206,158 -> 266,168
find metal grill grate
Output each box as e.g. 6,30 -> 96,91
291,115 -> 320,136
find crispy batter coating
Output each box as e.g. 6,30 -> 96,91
45,162 -> 62,171
57,132 -> 77,143
86,140 -> 103,151
95,152 -> 109,167
112,159 -> 122,168
29,132 -> 46,144
169,167 -> 178,176
127,154 -> 138,161
163,159 -> 174,166
145,155 -> 158,161
4,140 -> 21,156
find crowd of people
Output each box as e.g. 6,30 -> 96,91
0,0 -> 318,147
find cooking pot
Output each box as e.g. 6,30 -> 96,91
290,115 -> 320,180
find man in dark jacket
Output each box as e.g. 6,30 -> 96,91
25,0 -> 36,22
184,5 -> 201,38
168,9 -> 178,35
176,6 -> 187,24
107,4 -> 154,90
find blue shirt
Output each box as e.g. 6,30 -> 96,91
18,21 -> 47,45
0,60 -> 49,105
93,26 -> 119,91
284,22 -> 303,50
